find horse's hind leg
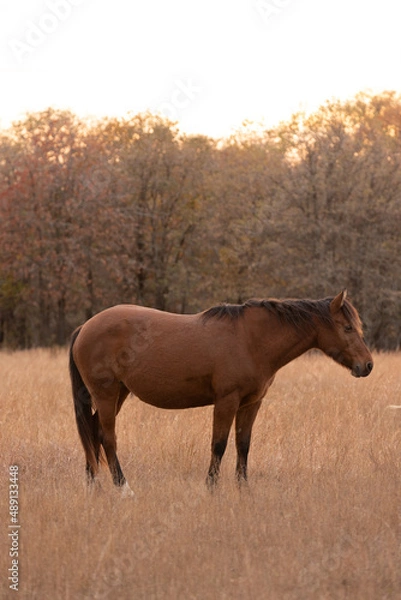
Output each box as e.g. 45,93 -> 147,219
235,400 -> 262,484
96,384 -> 134,495
85,411 -> 102,485
97,404 -> 127,487
207,392 -> 240,489
116,383 -> 129,416
86,411 -> 100,485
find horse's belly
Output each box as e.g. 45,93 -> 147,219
128,374 -> 215,410
139,393 -> 214,410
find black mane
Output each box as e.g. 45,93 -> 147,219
202,297 -> 361,331
202,303 -> 249,321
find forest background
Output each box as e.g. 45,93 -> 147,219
1,90 -> 401,350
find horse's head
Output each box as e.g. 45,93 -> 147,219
318,290 -> 373,377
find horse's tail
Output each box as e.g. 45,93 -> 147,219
69,327 -> 99,474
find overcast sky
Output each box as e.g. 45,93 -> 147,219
1,0 -> 401,137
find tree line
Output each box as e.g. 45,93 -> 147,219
1,91 -> 401,349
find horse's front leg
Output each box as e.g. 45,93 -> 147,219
206,392 -> 240,489
235,399 -> 262,484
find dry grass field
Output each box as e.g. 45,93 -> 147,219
1,349 -> 401,599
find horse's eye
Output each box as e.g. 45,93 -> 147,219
344,325 -> 353,333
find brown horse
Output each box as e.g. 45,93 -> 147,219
69,290 -> 373,494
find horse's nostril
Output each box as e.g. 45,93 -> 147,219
367,361 -> 373,373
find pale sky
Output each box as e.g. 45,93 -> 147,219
1,0 -> 401,138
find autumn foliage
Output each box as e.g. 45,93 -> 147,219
1,92 -> 401,348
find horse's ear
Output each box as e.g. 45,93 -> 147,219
330,289 -> 347,314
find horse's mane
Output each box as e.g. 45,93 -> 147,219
202,297 -> 362,332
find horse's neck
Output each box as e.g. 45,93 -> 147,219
252,311 -> 318,372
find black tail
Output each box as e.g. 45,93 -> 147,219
69,327 -> 98,474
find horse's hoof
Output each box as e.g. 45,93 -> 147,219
120,482 -> 135,498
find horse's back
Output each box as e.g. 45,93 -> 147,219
72,305 -> 215,407
76,304 -> 194,340
71,303 -> 256,409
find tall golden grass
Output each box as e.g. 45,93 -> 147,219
1,349 -> 401,599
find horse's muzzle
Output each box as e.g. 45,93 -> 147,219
351,361 -> 373,378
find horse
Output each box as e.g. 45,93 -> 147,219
69,290 -> 373,495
